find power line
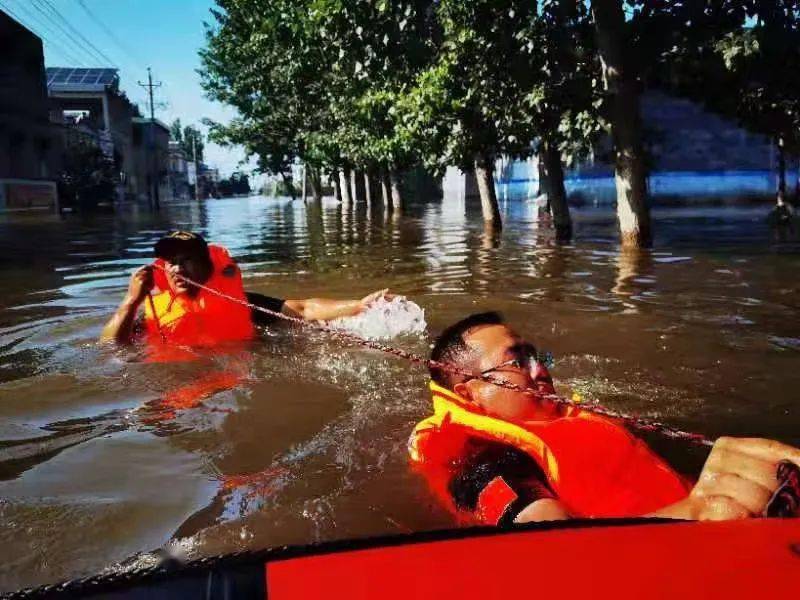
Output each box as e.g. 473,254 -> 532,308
37,0 -> 116,66
24,0 -> 98,65
33,0 -> 117,66
3,0 -> 85,65
22,0 -> 98,66
75,0 -> 147,72
0,0 -> 87,66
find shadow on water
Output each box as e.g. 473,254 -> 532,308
0,195 -> 799,590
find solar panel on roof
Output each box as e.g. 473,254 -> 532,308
45,67 -> 119,90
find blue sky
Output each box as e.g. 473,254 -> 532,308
2,0 -> 256,180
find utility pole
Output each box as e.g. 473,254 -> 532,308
138,67 -> 162,209
192,134 -> 200,201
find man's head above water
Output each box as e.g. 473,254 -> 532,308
154,231 -> 213,296
430,312 -> 560,422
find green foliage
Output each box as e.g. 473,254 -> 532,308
200,0 -> 342,177
218,171 -> 251,196
394,0 -> 601,174
170,119 -> 205,163
58,142 -> 120,211
721,8 -> 800,154
200,0 -> 800,191
170,119 -> 183,143
656,1 -> 800,155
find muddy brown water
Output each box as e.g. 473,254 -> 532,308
0,196 -> 798,591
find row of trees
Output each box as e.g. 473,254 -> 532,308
201,1 -> 800,247
170,119 -> 206,164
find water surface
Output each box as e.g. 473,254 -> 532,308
0,196 -> 798,591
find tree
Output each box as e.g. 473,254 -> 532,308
589,0 -> 651,248
394,1 -> 600,234
170,118 -> 183,143
201,1 -> 437,212
170,119 -> 205,163
532,1 -> 603,241
171,118 -> 206,164
396,0 -> 543,229
58,141 -> 120,212
291,0 -> 437,210
183,125 -> 205,164
201,0 -> 338,191
586,0 -> 759,247
218,170 -> 251,196
641,1 -> 800,200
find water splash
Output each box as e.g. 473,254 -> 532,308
325,297 -> 427,340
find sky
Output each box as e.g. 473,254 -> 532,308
1,0 -> 260,182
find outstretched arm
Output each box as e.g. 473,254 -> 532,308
100,266 -> 153,344
282,289 -> 390,321
516,437 -> 800,523
648,437 -> 800,520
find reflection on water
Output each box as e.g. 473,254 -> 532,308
0,196 -> 799,590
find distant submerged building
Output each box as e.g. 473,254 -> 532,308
448,91 -> 781,203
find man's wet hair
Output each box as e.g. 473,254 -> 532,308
430,312 -> 505,388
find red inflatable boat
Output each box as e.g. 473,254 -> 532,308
6,518 -> 799,599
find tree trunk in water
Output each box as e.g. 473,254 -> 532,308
281,172 -> 296,201
473,155 -> 502,229
591,0 -> 651,248
536,155 -> 552,215
352,170 -> 366,204
364,171 -> 374,207
539,139 -> 572,242
370,170 -> 382,202
308,166 -> 322,202
381,169 -> 393,212
537,156 -> 548,198
301,164 -> 308,202
388,168 -> 403,213
332,170 -> 341,202
340,168 -> 352,206
776,137 -> 787,195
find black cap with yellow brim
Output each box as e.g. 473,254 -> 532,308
154,231 -> 209,261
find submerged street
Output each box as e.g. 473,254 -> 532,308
0,196 -> 798,590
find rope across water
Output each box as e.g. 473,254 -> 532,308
150,263 -> 714,447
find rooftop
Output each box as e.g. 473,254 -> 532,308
46,67 -> 119,93
132,117 -> 170,133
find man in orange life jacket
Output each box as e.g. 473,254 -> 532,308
409,312 -> 800,525
100,231 -> 390,346
100,231 -> 391,421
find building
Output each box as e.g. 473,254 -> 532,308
46,66 -> 141,202
132,117 -> 170,206
489,91 -> 779,202
0,12 -> 61,211
198,163 -> 220,198
168,140 -> 191,200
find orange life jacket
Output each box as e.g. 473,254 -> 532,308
409,382 -> 691,521
144,244 -> 255,347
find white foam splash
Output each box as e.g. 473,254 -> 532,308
325,296 -> 427,340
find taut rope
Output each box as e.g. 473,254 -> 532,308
151,262 -> 713,447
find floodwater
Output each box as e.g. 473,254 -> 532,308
0,195 -> 799,591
